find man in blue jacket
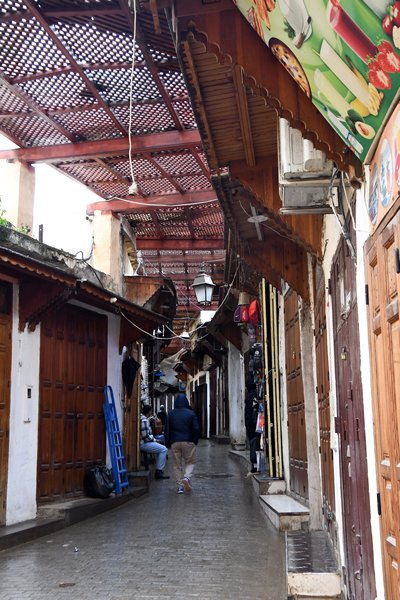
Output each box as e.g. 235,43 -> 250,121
164,393 -> 200,494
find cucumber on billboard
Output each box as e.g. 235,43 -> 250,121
234,0 -> 400,162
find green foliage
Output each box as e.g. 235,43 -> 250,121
0,197 -> 31,234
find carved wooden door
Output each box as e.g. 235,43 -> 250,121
38,305 -> 107,502
0,282 -> 12,525
314,274 -> 335,535
366,205 -> 400,599
332,236 -> 375,600
285,289 -> 308,501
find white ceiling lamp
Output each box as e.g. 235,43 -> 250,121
191,266 -> 215,306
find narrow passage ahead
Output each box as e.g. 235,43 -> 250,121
0,441 -> 286,599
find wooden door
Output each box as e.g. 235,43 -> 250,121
331,236 -> 375,600
366,206 -> 400,599
38,305 -> 107,502
314,273 -> 335,535
285,289 -> 308,501
0,282 -> 12,525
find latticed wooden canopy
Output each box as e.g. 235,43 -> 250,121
0,0 -> 225,332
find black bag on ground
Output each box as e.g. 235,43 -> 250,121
84,464 -> 116,499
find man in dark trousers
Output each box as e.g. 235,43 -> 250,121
164,393 -> 200,494
244,377 -> 260,473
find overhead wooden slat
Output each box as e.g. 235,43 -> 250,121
232,65 -> 255,167
0,130 -> 202,163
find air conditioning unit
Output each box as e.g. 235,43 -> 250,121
279,180 -> 338,215
278,118 -> 336,214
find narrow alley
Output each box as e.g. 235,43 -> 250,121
0,441 -> 286,600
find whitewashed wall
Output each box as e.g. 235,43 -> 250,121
6,282 -> 41,525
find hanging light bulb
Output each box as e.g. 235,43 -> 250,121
180,325 -> 190,340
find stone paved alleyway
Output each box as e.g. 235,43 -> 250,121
0,441 -> 286,600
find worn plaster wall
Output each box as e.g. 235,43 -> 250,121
227,342 -> 246,448
0,160 -> 35,230
92,210 -> 122,293
299,281 -> 323,530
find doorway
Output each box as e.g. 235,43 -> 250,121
37,305 -> 107,502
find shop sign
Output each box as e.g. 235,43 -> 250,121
234,0 -> 400,162
368,101 -> 400,226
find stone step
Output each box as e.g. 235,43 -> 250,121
251,475 -> 286,496
286,530 -> 341,599
259,494 -> 310,531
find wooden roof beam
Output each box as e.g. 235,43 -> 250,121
179,40 -> 219,169
0,130 -> 201,163
137,239 -> 224,250
144,153 -> 186,194
143,254 -> 224,264
0,73 -> 76,143
232,65 -> 255,168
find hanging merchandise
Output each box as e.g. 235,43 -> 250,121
248,324 -> 256,345
252,344 -> 262,369
233,305 -> 241,323
239,304 -> 249,323
255,405 -> 265,433
248,299 -> 261,326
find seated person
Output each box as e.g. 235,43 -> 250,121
157,405 -> 167,431
140,405 -> 169,479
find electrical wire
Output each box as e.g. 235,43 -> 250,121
105,195 -> 220,208
128,0 -> 138,193
73,236 -> 94,262
328,167 -> 357,264
340,171 -> 369,234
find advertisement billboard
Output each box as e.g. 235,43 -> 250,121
235,0 -> 400,162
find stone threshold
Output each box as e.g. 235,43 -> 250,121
259,494 -> 310,531
286,530 -> 341,599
